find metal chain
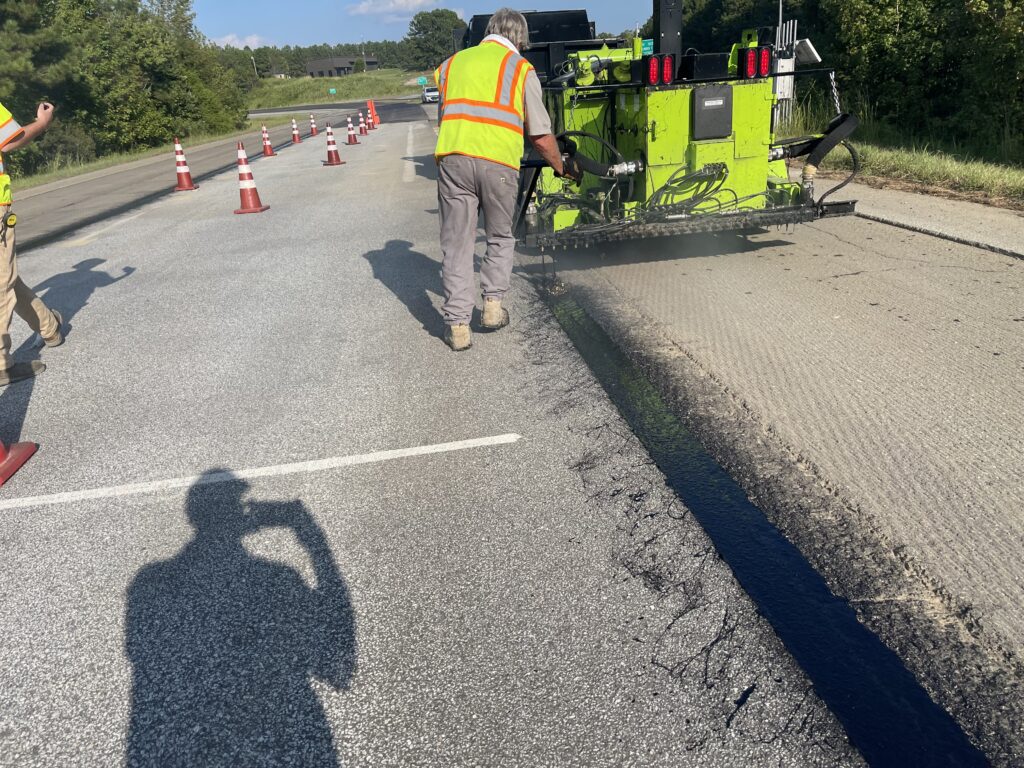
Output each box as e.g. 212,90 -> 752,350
829,71 -> 842,115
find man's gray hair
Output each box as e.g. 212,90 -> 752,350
485,8 -> 530,51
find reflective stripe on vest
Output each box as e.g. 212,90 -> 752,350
434,41 -> 531,170
0,104 -> 22,205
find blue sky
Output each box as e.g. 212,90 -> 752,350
194,1 -> 646,48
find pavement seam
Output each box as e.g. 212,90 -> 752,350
855,212 -> 1024,261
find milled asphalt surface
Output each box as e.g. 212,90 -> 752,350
548,177 -> 1023,761
0,104 -> 861,765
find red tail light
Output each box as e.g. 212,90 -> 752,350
744,48 -> 757,78
759,46 -> 772,77
646,56 -> 661,86
661,54 -> 675,84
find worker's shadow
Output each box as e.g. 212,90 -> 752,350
125,471 -> 357,767
363,239 -> 446,339
0,258 -> 135,445
401,155 -> 438,182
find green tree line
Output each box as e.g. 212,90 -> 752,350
216,9 -> 466,91
4,0 -> 1018,177
1,0 -> 246,176
1,3 -> 465,177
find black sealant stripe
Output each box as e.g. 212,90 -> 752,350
549,293 -> 988,767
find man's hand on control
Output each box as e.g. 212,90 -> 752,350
557,155 -> 583,184
529,133 -> 568,178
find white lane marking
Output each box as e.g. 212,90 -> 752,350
402,123 -> 417,183
0,434 -> 522,511
59,211 -> 146,248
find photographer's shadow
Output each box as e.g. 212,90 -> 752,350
125,471 -> 357,767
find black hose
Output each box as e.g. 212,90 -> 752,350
817,140 -> 860,207
556,129 -> 623,176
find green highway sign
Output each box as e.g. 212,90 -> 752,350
641,38 -> 654,55
417,76 -> 428,86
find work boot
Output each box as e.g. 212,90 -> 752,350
444,323 -> 472,352
42,310 -> 64,348
0,361 -> 45,387
480,297 -> 509,331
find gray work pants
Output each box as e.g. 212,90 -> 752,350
437,154 -> 518,326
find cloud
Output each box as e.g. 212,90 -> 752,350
212,33 -> 271,49
347,0 -> 438,18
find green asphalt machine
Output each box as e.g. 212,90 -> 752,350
462,1 -> 860,250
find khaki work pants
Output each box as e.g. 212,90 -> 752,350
437,154 -> 518,326
1,206 -> 58,370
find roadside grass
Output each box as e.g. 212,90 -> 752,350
15,115 -> 299,191
246,69 -> 423,109
819,142 -> 1024,204
781,91 -> 1024,204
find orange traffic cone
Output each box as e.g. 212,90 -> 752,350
173,138 -> 197,191
346,117 -> 360,146
323,124 -> 344,167
261,124 -> 276,157
309,113 -> 318,137
369,99 -> 380,125
366,110 -> 376,130
291,119 -> 301,144
358,112 -> 368,136
233,143 -> 269,214
0,437 -> 37,487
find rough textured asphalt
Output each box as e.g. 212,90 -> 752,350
14,103 -> 371,250
0,105 -> 860,765
548,183 -> 1023,761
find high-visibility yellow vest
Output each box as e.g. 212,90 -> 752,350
434,41 -> 532,170
0,102 -> 24,206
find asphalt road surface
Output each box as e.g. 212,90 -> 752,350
0,103 -> 864,766
14,103 -> 374,251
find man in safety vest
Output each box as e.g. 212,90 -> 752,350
1,100 -> 63,386
434,8 -> 581,351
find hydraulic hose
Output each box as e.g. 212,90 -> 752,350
816,140 -> 860,207
556,130 -> 624,177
